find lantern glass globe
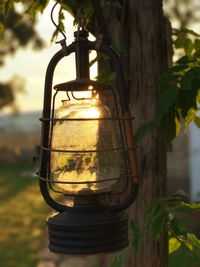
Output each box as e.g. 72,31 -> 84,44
51,95 -> 121,194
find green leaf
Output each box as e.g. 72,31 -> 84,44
135,120 -> 157,144
173,189 -> 189,198
174,38 -> 185,49
145,200 -> 168,239
130,220 -> 144,250
174,38 -> 194,55
135,87 -> 178,143
96,69 -> 116,84
176,202 -> 200,213
110,44 -> 128,56
170,217 -> 187,237
176,90 -> 197,118
155,87 -> 178,116
177,55 -> 190,65
135,27 -> 200,143
2,0 -> 13,16
183,39 -> 194,56
0,23 -> 4,32
187,233 -> 200,253
150,209 -> 167,239
89,53 -> 109,67
173,234 -> 200,262
194,116 -> 200,128
169,237 -> 181,254
180,74 -> 193,90
157,69 -> 179,87
160,106 -> 176,143
197,90 -> 200,103
194,39 -> 200,52
175,116 -> 181,135
191,78 -> 200,93
182,202 -> 200,211
38,0 -> 50,13
185,108 -> 196,129
181,28 -> 200,38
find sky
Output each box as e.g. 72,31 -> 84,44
0,1 -> 96,113
1,0 -> 200,113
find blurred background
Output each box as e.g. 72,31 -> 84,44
0,0 -> 200,267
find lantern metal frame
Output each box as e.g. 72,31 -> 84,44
38,27 -> 139,254
39,30 -> 139,213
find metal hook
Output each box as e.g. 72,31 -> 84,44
50,0 -> 66,42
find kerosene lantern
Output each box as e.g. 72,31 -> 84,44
38,13 -> 139,254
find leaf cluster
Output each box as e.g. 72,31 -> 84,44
0,75 -> 25,112
0,1 -> 44,66
136,28 -> 200,144
130,190 -> 200,259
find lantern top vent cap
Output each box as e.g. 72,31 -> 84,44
54,79 -> 112,92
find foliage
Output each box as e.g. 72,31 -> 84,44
0,0 -> 44,111
129,190 -> 200,266
0,75 -> 25,112
136,28 -> 200,143
164,0 -> 200,29
109,190 -> 200,267
130,220 -> 144,250
169,245 -> 200,267
0,2 -> 44,63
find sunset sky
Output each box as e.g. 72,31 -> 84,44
0,1 -> 96,113
0,1 -> 199,113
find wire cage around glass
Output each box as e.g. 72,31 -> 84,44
48,85 -> 131,199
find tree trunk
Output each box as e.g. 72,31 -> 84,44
126,1 -> 169,266
100,0 -> 171,266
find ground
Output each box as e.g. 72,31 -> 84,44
1,163 -> 200,267
0,163 -> 49,267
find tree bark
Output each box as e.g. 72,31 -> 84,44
125,1 -> 169,266
100,0 -> 171,266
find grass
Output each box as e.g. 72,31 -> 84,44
0,163 -> 51,267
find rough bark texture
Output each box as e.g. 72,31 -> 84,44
100,0 -> 170,266
126,1 -> 168,266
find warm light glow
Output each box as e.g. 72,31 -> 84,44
68,90 -> 99,102
79,106 -> 100,118
51,99 -> 100,193
51,96 -> 118,194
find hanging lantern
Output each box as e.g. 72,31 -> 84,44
38,24 -> 139,254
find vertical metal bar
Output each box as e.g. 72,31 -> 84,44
39,49 -> 69,212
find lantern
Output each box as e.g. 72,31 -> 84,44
38,27 -> 139,254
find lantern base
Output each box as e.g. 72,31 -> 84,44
47,210 -> 128,255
